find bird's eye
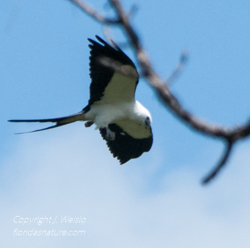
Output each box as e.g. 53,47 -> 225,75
145,116 -> 151,127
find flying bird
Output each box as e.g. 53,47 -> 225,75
9,36 -> 153,164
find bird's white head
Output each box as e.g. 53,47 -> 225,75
134,101 -> 152,129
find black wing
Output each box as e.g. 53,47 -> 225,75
88,36 -> 139,105
100,123 -> 153,164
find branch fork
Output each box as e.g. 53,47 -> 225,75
69,0 -> 250,184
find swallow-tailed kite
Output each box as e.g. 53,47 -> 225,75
9,36 -> 153,164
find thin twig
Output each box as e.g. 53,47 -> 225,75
69,0 -> 120,24
166,50 -> 188,86
202,140 -> 234,184
127,4 -> 139,20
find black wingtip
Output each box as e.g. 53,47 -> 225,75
88,35 -> 104,44
96,35 -> 119,49
95,35 -> 105,43
88,35 -> 118,50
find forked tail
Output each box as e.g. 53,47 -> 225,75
9,111 -> 86,133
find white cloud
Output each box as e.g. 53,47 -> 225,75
1,126 -> 250,248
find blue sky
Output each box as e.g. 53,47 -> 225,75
1,0 -> 250,247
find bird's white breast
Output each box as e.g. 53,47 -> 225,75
86,101 -> 135,129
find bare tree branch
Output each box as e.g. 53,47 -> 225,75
69,0 -> 250,184
69,0 -> 120,24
